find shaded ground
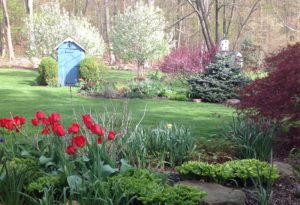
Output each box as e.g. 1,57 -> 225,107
244,176 -> 300,205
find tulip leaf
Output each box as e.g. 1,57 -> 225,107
67,175 -> 82,193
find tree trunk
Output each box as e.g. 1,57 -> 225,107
215,0 -> 219,43
25,0 -> 34,52
137,60 -> 145,79
104,0 -> 115,65
174,0 -> 183,48
196,0 -> 213,47
0,22 -> 6,57
82,0 -> 89,15
187,0 -> 213,49
222,0 -> 226,37
224,0 -> 236,38
1,0 -> 15,61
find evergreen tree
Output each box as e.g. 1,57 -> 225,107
188,54 -> 249,103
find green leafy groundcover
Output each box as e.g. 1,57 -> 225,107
109,169 -> 207,205
176,159 -> 279,186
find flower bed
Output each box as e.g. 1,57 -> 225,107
0,110 -> 205,205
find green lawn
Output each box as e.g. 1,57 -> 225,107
103,69 -> 136,82
0,68 -> 234,138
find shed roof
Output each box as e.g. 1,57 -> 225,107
54,37 -> 86,52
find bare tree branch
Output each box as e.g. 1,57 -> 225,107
232,0 -> 261,50
269,0 -> 300,33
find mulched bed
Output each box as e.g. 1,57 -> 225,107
245,176 -> 300,205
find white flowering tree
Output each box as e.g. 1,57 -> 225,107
111,1 -> 170,78
27,4 -> 105,58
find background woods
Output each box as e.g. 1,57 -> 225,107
0,0 -> 299,64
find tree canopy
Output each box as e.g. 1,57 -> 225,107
27,3 -> 105,57
111,1 -> 170,77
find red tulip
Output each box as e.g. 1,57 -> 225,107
41,127 -> 50,135
66,145 -> 76,155
68,122 -> 80,134
49,113 -> 60,124
36,110 -> 45,120
91,124 -> 104,136
82,114 -> 93,129
13,116 -> 26,125
42,118 -> 50,126
72,135 -> 86,148
107,130 -> 115,141
82,114 -> 91,123
31,118 -> 39,126
3,118 -> 14,130
97,137 -> 103,144
52,123 -> 65,137
0,118 -> 5,127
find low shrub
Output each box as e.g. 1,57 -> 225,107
124,79 -> 168,98
160,46 -> 217,75
176,159 -> 279,186
37,57 -> 58,86
26,175 -> 63,193
109,169 -> 207,205
166,90 -> 188,101
78,79 -> 105,94
225,117 -> 278,161
79,57 -> 107,82
188,54 -> 249,103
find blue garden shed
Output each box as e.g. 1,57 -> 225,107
55,37 -> 85,86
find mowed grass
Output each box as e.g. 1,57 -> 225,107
0,68 -> 234,138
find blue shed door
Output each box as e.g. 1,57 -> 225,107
58,42 -> 84,86
62,50 -> 79,85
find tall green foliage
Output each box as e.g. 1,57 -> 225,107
111,1 -> 170,77
188,54 -> 249,103
225,117 -> 277,161
124,123 -> 195,168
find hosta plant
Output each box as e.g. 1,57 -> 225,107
176,159 -> 279,187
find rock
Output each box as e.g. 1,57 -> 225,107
225,99 -> 240,106
66,201 -> 79,205
193,99 -> 202,103
294,183 -> 300,198
179,180 -> 246,205
274,161 -> 294,177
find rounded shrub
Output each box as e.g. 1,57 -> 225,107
37,57 -> 58,85
188,54 -> 249,103
79,57 -> 107,82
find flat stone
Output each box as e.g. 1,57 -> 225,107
274,161 -> 294,177
225,99 -> 240,106
179,180 -> 246,205
193,99 -> 202,103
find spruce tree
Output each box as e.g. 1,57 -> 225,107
188,54 -> 249,103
